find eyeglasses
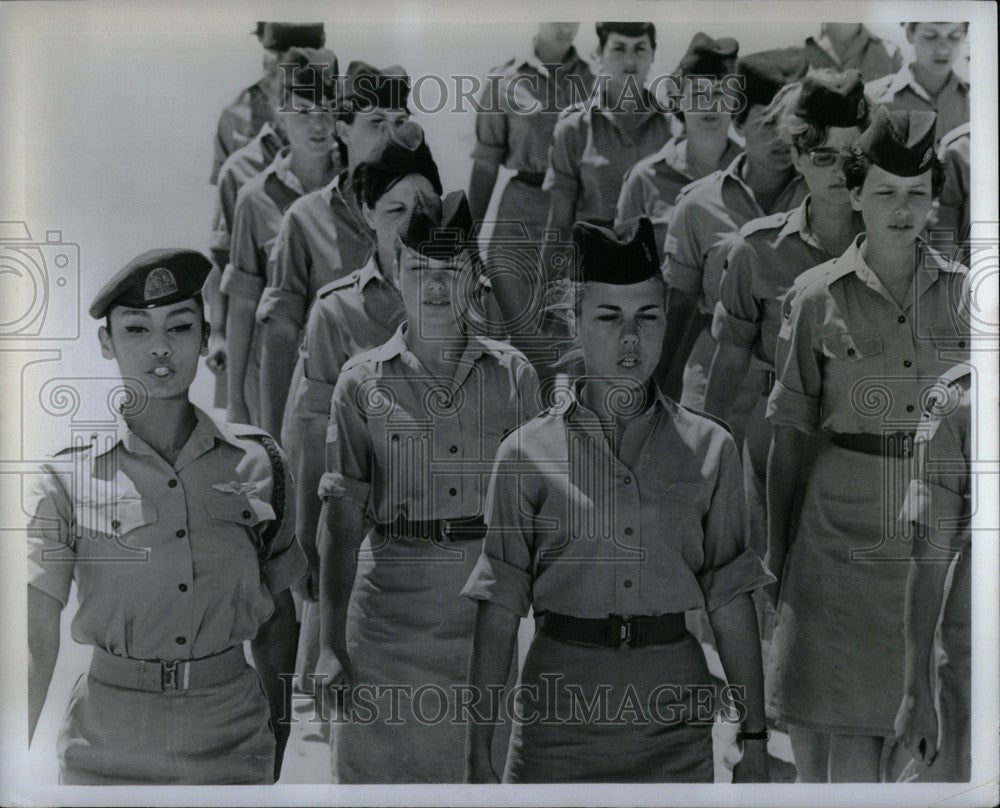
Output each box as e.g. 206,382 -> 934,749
806,148 -> 845,168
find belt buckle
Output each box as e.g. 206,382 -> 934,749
900,433 -> 914,458
616,615 -> 634,647
162,659 -> 181,691
440,519 -> 451,540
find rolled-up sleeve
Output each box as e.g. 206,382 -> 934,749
461,439 -> 535,616
696,438 -> 774,611
27,467 -> 76,607
766,287 -> 821,433
260,442 -> 308,594
258,210 -> 310,329
222,191 -> 267,301
713,237 -> 762,347
471,73 -> 509,167
662,196 -> 703,295
542,112 -> 581,202
320,370 -> 372,507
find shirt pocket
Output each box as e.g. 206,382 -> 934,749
75,498 -> 157,555
204,490 -> 276,559
655,481 -> 708,548
928,322 -> 970,363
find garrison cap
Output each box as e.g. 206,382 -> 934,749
89,249 -> 212,319
261,22 -> 326,51
353,120 -> 443,207
341,61 -> 411,111
253,22 -> 267,41
676,32 -> 739,79
858,106 -> 938,176
280,47 -> 340,107
398,190 -> 477,268
573,217 -> 659,284
793,68 -> 868,127
738,49 -> 808,109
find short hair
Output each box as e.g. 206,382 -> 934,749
596,22 -> 656,52
777,72 -> 872,152
905,22 -> 969,35
737,77 -> 798,127
105,293 -> 207,335
843,143 -> 945,197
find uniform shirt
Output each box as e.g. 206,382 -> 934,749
211,80 -> 277,185
938,123 -> 970,239
321,326 -> 540,523
472,47 -> 595,174
616,136 -> 744,262
543,90 -> 673,225
865,66 -> 970,143
258,169 -> 375,332
26,407 -> 305,661
713,197 -> 865,370
664,154 -> 806,317
767,236 -> 969,435
461,382 -> 773,618
803,25 -> 903,83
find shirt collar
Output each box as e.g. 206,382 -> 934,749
518,44 -> 585,75
809,25 -> 876,66
319,167 -> 349,203
828,233 -> 963,292
660,136 -> 742,179
890,64 -> 968,103
556,377 -> 671,421
93,405 -> 231,465
358,253 -> 391,289
383,323 -> 497,379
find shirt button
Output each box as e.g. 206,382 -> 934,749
175,636 -> 187,645
449,445 -> 458,454
847,348 -> 855,357
903,359 -> 912,368
623,476 -> 632,484
175,529 -> 186,538
449,488 -> 458,496
623,579 -> 633,588
391,435 -> 399,442
906,405 -> 915,413
242,510 -> 252,519
110,519 -> 120,530
898,315 -> 907,324
624,527 -> 634,536
168,479 -> 178,488
958,340 -> 966,348
178,583 -> 188,592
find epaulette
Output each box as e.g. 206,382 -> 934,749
316,270 -> 361,300
940,122 -> 970,151
675,170 -> 722,200
739,211 -> 790,239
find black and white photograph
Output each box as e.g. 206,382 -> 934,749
0,1 -> 997,805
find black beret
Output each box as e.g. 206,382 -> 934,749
858,107 -> 938,177
676,32 -> 739,79
353,120 -> 442,208
738,48 -> 808,109
89,249 -> 211,319
573,217 -> 659,285
261,22 -> 325,51
253,21 -> 267,41
341,61 -> 411,111
794,68 -> 868,128
596,21 -> 656,44
280,47 -> 339,108
398,190 -> 477,268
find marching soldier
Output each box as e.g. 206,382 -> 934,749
934,122 -> 970,257
27,250 -> 304,783
802,23 -> 903,83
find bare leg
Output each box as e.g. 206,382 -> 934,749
829,733 -> 881,782
788,726 -> 830,782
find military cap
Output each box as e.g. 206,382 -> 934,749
253,22 -> 267,41
676,32 -> 739,79
89,249 -> 212,319
261,22 -> 326,51
279,47 -> 340,108
353,120 -> 443,208
573,217 -> 659,284
596,21 -> 657,48
341,61 -> 411,111
858,106 -> 938,176
794,68 -> 868,127
738,49 -> 808,109
398,190 -> 477,267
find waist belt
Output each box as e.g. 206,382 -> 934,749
376,514 -> 487,542
831,431 -> 917,458
512,171 -> 546,187
90,645 -> 246,692
537,611 -> 687,648
762,370 -> 776,397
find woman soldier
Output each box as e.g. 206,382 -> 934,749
464,217 -> 773,783
705,69 -> 869,561
318,190 -> 540,782
765,107 -> 969,781
27,251 -> 304,784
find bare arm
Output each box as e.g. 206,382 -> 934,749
704,341 -> 752,420
469,161 -> 500,224
203,264 -> 228,377
258,319 -> 299,439
465,600 -> 519,783
765,426 -> 807,604
28,586 -> 62,745
541,191 -> 576,282
224,295 -> 258,422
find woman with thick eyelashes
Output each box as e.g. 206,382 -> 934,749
463,217 -> 773,784
764,107 -> 969,782
318,190 -> 539,783
27,251 -> 304,784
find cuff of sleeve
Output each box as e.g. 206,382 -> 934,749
298,377 -> 336,417
698,546 -> 775,612
542,168 -> 578,199
317,471 -> 370,507
460,553 -> 531,618
256,286 -> 305,328
765,381 -> 819,435
712,301 -> 758,347
471,142 -> 506,166
27,539 -> 74,608
209,228 -> 230,253
263,541 -> 308,595
663,259 -> 701,296
220,263 -> 266,300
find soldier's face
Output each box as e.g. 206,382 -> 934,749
99,300 -> 208,401
578,278 -> 666,384
680,78 -> 733,135
851,164 -> 934,246
337,108 -> 410,164
397,248 -> 472,334
741,103 -> 793,172
537,23 -> 579,49
281,109 -> 337,156
791,125 -> 860,204
363,175 -> 439,259
599,33 -> 654,90
907,23 -> 967,76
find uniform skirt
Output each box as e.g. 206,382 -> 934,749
58,661 -> 274,784
766,442 -> 914,735
334,532 -> 514,783
504,629 -> 715,783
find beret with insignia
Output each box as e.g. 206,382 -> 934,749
89,249 -> 212,319
353,120 -> 442,208
858,106 -> 938,177
794,68 -> 868,128
341,61 -> 411,111
677,32 -> 739,79
398,190 -> 478,269
261,22 -> 325,51
573,216 -> 660,284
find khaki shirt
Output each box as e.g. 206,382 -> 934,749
26,407 -> 305,661
803,26 -> 903,83
767,236 -> 969,435
544,90 -> 673,225
713,198 -> 865,370
616,136 -> 744,262
211,80 -> 276,185
939,123 -> 970,239
258,170 -> 375,331
321,326 -> 540,523
664,154 -> 806,316
472,47 -> 595,173
865,66 -> 970,144
461,383 -> 773,618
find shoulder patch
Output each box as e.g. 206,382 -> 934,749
739,211 -> 789,238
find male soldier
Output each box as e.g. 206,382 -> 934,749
802,23 -> 903,83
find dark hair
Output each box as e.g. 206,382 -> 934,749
905,22 -> 969,35
354,162 -> 443,210
596,22 -> 656,52
105,293 -> 208,335
777,75 -> 872,152
843,144 -> 945,197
